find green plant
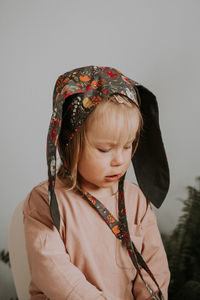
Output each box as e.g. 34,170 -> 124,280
162,177 -> 200,299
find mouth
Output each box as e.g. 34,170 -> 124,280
105,174 -> 121,182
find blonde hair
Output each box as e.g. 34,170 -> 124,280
57,94 -> 143,189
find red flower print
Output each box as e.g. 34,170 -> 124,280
106,71 -> 118,78
122,75 -> 131,84
122,233 -> 129,244
86,84 -> 92,91
102,88 -> 109,95
63,91 -> 73,98
123,232 -> 128,239
51,118 -> 58,127
51,129 -> 57,141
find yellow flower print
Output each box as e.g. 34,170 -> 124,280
83,97 -> 94,108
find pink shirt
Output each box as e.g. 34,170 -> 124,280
23,177 -> 170,300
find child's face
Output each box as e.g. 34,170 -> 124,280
77,110 -> 140,196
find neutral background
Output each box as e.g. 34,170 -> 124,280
1,0 -> 200,298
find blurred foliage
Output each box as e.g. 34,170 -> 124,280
0,249 -> 10,267
162,177 -> 200,299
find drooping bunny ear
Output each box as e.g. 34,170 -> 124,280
132,85 -> 170,208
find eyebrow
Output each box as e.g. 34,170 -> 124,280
95,139 -> 135,146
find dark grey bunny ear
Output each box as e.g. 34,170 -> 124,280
132,85 -> 170,208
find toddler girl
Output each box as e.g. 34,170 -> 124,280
23,66 -> 170,300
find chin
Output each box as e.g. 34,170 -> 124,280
101,181 -> 118,188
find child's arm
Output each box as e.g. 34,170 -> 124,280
23,187 -> 105,300
132,200 -> 170,300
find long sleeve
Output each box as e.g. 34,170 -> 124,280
23,186 -> 104,300
132,201 -> 170,300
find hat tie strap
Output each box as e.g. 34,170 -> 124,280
78,178 -> 165,300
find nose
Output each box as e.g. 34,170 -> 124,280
110,149 -> 124,166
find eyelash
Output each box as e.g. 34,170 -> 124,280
98,148 -> 110,153
98,145 -> 132,153
124,145 -> 132,149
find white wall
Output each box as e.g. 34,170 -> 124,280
1,0 -> 200,297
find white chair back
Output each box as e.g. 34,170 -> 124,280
8,200 -> 30,300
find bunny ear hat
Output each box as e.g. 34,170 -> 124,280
47,65 -> 170,230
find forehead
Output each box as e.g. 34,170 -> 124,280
85,102 -> 140,144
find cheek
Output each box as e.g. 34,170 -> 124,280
78,153 -> 105,175
88,157 -> 108,172
125,151 -> 132,165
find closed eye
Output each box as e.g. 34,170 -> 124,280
98,148 -> 111,153
124,144 -> 132,150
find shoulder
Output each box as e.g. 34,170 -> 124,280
23,180 -> 49,215
23,177 -> 77,216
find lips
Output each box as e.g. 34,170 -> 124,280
105,174 -> 121,182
